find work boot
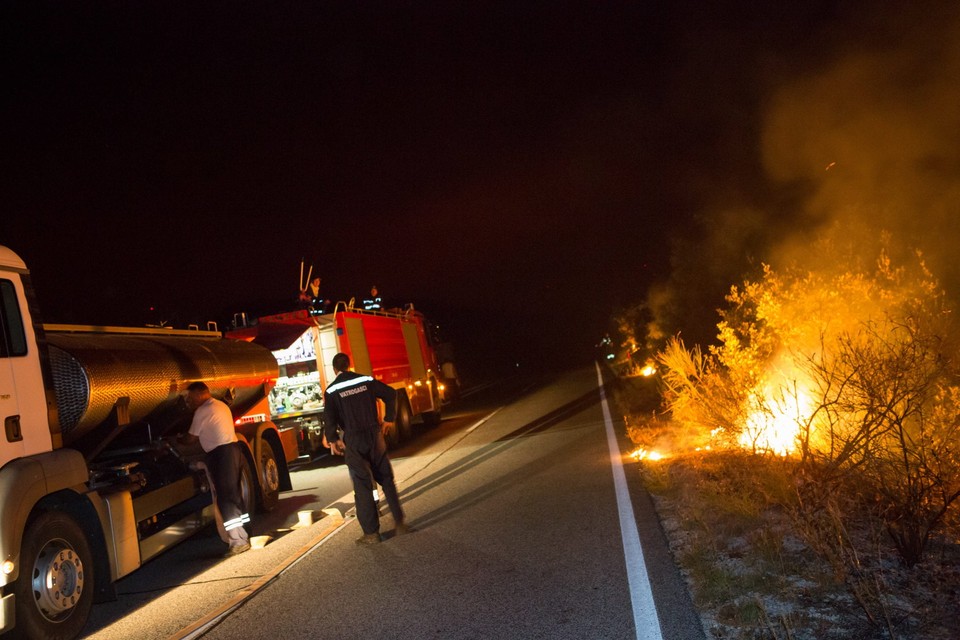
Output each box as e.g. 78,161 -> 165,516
356,533 -> 382,545
224,542 -> 251,557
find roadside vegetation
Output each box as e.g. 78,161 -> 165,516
611,240 -> 960,639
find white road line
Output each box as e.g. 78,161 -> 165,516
596,363 -> 664,640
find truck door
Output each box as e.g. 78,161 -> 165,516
0,278 -> 26,463
0,277 -> 52,465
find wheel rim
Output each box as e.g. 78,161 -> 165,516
261,451 -> 280,493
30,539 -> 85,621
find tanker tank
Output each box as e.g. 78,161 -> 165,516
44,327 -> 278,453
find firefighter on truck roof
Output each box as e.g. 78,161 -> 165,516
362,285 -> 382,311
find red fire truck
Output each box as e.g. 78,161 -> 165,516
226,303 -> 454,455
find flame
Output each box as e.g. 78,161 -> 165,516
629,448 -> 666,461
739,380 -> 813,456
640,362 -> 657,377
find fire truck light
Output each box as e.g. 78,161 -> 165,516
1,560 -> 13,575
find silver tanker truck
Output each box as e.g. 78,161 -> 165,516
0,245 -> 296,639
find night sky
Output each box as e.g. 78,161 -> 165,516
4,1 -> 958,380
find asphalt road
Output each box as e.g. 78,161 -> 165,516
81,365 -> 704,640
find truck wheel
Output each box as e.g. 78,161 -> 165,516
239,454 -> 256,516
13,511 -> 94,640
396,395 -> 413,441
307,428 -> 326,458
257,442 -> 280,512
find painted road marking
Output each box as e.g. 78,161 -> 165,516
597,363 -> 664,640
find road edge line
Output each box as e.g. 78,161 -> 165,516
596,363 -> 664,640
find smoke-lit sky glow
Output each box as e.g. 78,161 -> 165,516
3,1 -> 958,378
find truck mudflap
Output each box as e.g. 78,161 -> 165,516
0,591 -> 12,635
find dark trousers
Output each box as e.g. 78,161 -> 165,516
208,442 -> 250,546
345,429 -> 404,534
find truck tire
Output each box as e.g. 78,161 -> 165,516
239,454 -> 256,516
396,394 -> 413,441
306,426 -> 325,458
13,511 -> 95,640
257,442 -> 280,512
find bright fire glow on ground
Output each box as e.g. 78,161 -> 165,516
640,363 -> 657,377
630,448 -> 665,461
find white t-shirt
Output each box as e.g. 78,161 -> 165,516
188,397 -> 238,453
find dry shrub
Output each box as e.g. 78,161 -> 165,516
608,371 -> 661,414
791,463 -> 960,639
656,246 -> 960,568
790,472 -> 903,637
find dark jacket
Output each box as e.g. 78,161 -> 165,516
323,371 -> 397,446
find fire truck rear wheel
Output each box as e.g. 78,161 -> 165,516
257,442 -> 280,512
13,510 -> 95,640
396,395 -> 413,442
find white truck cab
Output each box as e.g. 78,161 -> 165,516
0,246 -> 54,464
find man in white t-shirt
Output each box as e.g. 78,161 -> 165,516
179,381 -> 251,555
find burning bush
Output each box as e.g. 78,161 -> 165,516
657,244 -> 960,568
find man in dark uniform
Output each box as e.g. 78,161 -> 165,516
324,352 -> 409,544
362,285 -> 382,311
299,276 -> 328,314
